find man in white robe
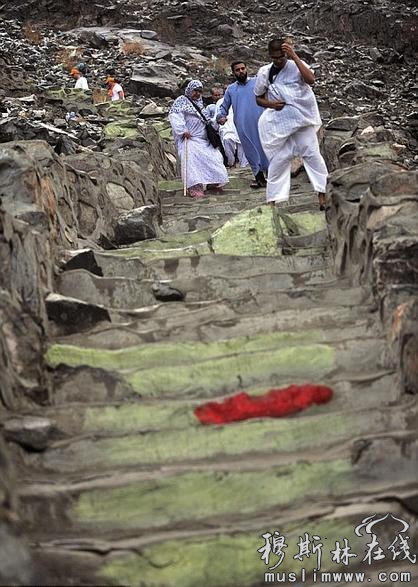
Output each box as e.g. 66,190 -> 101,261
214,97 -> 248,168
254,38 -> 328,210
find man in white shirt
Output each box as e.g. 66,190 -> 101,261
71,67 -> 89,90
254,38 -> 328,210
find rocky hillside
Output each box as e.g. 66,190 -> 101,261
0,0 -> 417,164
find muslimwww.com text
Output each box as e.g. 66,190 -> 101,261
264,569 -> 412,583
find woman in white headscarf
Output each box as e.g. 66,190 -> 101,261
169,80 -> 228,199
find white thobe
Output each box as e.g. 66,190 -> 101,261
168,110 -> 228,189
214,99 -> 248,168
254,60 -> 328,202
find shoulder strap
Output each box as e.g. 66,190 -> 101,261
186,96 -> 209,122
268,64 -> 279,84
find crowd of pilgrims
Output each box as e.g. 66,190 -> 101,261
168,37 -> 328,209
69,37 -> 328,210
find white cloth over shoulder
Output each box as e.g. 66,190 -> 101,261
254,60 -> 327,203
254,60 -> 322,156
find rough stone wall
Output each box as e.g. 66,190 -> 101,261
0,127 -> 175,583
0,434 -> 37,587
0,122 -> 173,408
326,120 -> 418,394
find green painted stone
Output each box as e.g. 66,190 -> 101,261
44,408 -> 367,474
98,100 -> 134,116
125,343 -> 334,396
46,330 -> 330,371
99,517 -> 372,587
72,460 -> 354,529
47,331 -> 335,397
128,243 -> 210,262
45,88 -> 92,101
158,126 -> 173,140
103,120 -> 139,139
211,206 -> 280,256
211,207 -> 326,257
159,179 -> 184,191
99,229 -> 211,259
275,210 -> 327,236
83,402 -> 195,434
358,143 -> 398,161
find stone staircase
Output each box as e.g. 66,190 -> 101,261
8,168 -> 418,586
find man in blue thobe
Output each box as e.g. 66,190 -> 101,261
217,61 -> 269,188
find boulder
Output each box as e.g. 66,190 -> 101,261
113,205 -> 160,245
344,80 -> 385,100
152,282 -> 185,302
46,292 -> 111,334
3,417 -> 57,451
129,64 -> 179,98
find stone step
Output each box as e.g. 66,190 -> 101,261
17,370 -> 397,435
97,229 -> 213,264
101,283 -> 372,326
159,174 -> 253,194
57,305 -> 377,349
56,266 -> 339,310
97,250 -> 330,278
48,281 -> 374,336
18,403 -> 414,476
17,447 -> 418,542
25,502 -> 418,587
146,253 -> 331,281
65,201 -> 328,273
63,246 -> 330,281
46,329 -> 387,394
56,270 -> 157,309
63,248 -> 149,279
46,337 -> 386,402
49,358 -> 394,405
160,189 -> 322,217
160,202 -> 327,248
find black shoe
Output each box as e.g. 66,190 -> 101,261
255,171 -> 267,187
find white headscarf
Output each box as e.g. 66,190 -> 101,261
169,80 -> 208,116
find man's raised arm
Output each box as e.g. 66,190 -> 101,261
282,42 -> 315,85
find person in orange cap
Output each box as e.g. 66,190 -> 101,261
105,71 -> 125,101
71,66 -> 89,90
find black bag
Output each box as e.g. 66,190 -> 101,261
186,97 -> 229,167
205,121 -> 222,149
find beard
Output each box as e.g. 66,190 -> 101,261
235,72 -> 248,83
